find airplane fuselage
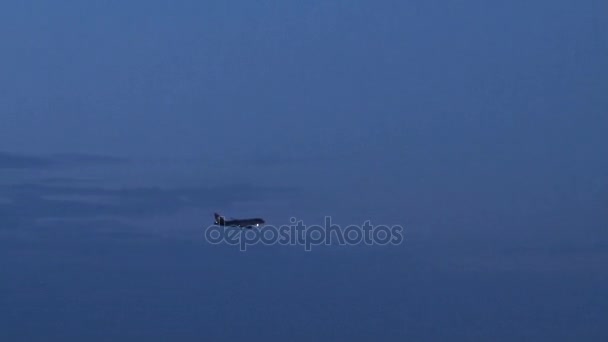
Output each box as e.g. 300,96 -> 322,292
222,218 -> 265,228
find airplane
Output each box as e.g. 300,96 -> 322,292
213,213 -> 265,229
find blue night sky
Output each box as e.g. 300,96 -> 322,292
1,1 -> 607,341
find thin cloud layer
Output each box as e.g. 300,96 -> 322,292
0,152 -> 127,169
0,152 -> 52,169
0,181 -> 296,228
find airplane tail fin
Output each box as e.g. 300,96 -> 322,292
214,213 -> 225,225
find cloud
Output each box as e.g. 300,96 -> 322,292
0,152 -> 52,169
0,152 -> 127,169
48,153 -> 127,166
0,181 -> 296,228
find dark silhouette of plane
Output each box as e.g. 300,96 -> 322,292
214,213 -> 265,229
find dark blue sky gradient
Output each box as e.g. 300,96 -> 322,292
1,1 -> 607,341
